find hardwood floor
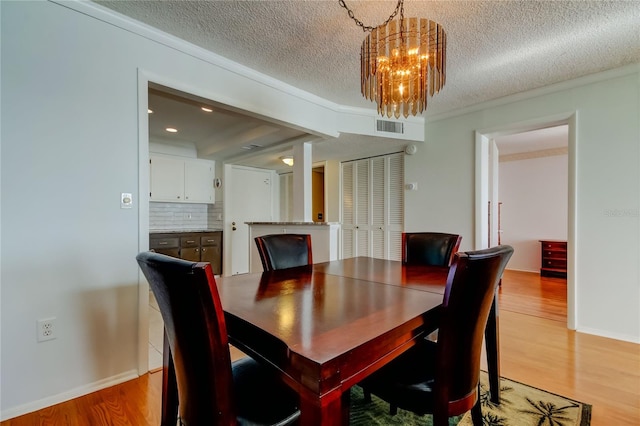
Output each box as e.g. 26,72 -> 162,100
2,270 -> 638,425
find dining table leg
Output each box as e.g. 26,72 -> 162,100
161,331 -> 178,426
298,388 -> 345,426
485,293 -> 501,404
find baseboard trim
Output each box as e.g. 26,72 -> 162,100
0,370 -> 139,422
576,326 -> 640,344
505,267 -> 540,274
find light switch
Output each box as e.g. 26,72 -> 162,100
121,193 -> 133,209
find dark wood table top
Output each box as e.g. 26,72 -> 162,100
312,256 -> 451,293
214,261 -> 445,424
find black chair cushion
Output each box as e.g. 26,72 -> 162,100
233,357 -> 301,426
359,340 -> 439,416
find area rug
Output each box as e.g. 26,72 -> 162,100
350,371 -> 591,425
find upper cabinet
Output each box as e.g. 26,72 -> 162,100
150,154 -> 215,203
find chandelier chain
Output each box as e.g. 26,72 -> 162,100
338,0 -> 403,32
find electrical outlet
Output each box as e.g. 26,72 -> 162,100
37,317 -> 57,342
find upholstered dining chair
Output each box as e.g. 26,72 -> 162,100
136,251 -> 300,426
359,245 -> 514,426
402,232 -> 462,267
254,233 -> 313,271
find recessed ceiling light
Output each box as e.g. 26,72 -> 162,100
148,109 -> 153,114
201,107 -> 213,113
165,127 -> 178,133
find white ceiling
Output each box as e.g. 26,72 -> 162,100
495,125 -> 568,156
96,1 -> 640,170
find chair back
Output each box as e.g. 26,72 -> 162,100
402,232 -> 462,267
436,245 -> 514,408
254,234 -> 313,271
136,251 -> 236,425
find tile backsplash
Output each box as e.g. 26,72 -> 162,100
150,201 -> 224,231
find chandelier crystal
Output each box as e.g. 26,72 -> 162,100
342,0 -> 447,118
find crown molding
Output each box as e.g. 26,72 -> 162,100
52,0 -> 342,112
426,63 -> 640,123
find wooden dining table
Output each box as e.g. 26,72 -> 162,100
160,256 -> 502,426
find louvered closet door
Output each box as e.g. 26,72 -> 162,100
386,154 -> 404,261
341,153 -> 404,260
355,159 -> 370,257
371,157 -> 385,259
341,162 -> 355,258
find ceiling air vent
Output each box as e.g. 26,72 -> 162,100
376,120 -> 404,134
242,144 -> 262,150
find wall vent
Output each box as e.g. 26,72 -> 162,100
376,120 -> 404,134
242,144 -> 262,150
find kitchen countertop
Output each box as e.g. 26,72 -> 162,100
150,229 -> 223,234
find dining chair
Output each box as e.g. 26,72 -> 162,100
402,232 -> 462,267
359,245 -> 514,426
136,251 -> 301,426
254,233 -> 313,271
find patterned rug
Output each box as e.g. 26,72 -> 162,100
350,371 -> 591,426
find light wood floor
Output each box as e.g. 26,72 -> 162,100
3,270 -> 639,425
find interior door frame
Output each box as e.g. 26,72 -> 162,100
475,112 -> 577,330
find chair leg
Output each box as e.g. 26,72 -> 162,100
432,412 -> 448,426
470,396 -> 483,425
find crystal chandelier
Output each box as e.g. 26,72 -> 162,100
340,0 -> 447,118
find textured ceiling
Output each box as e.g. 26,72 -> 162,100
94,1 -> 639,169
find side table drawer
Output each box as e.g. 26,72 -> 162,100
542,241 -> 566,250
543,258 -> 567,269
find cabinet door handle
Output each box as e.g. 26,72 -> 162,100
158,242 -> 168,245
202,248 -> 206,252
186,240 -> 195,244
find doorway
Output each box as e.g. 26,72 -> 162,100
494,125 -> 569,272
136,71 -> 319,374
226,165 -> 275,275
475,114 -> 577,329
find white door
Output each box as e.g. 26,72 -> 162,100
341,153 -> 404,260
228,166 -> 273,275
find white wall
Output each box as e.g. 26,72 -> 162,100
499,154 -> 568,272
1,0 -> 638,420
406,68 -> 640,343
0,0 -> 406,419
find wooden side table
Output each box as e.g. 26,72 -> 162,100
539,240 -> 567,278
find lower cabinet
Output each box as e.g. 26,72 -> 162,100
150,231 -> 222,275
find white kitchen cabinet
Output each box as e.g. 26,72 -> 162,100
150,154 -> 215,203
